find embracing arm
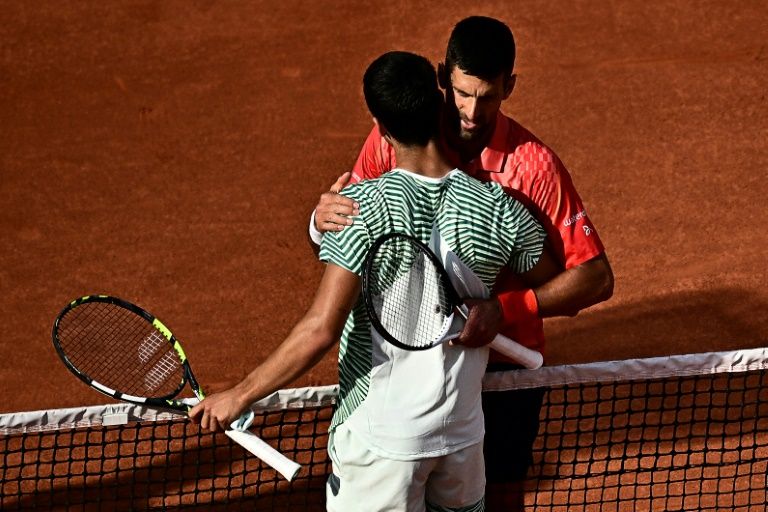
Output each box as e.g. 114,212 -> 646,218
519,154 -> 614,318
487,243 -> 613,350
189,264 -> 360,431
485,148 -> 613,338
462,252 -> 613,350
308,125 -> 392,249
310,172 -> 359,246
459,245 -> 614,348
458,245 -> 561,347
462,251 -> 613,351
534,253 -> 613,318
494,249 -> 612,334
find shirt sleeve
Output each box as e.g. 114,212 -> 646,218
499,140 -> 604,269
526,154 -> 605,269
350,125 -> 395,184
318,188 -> 372,275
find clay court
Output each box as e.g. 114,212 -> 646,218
1,0 -> 766,419
0,0 -> 768,510
2,2 -> 768,510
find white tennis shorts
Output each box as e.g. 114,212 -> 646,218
325,422 -> 485,512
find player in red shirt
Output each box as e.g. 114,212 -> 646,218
311,16 -> 613,510
343,112 -> 607,356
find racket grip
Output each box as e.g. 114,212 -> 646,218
489,334 -> 544,370
225,429 -> 302,481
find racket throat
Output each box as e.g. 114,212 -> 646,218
442,305 -> 469,342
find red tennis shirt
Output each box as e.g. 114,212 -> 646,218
349,112 -> 605,359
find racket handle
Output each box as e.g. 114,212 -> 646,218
454,305 -> 543,369
225,429 -> 302,481
489,334 -> 544,370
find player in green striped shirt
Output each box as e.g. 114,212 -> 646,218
192,51 -> 557,512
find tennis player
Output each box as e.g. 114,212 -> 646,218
191,51 -> 558,511
310,16 -> 614,509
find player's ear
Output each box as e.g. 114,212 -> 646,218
437,62 -> 449,90
503,74 -> 516,99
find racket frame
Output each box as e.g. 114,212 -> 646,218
52,294 -> 302,481
362,233 -> 463,351
52,295 -> 202,413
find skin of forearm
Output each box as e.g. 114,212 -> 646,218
534,255 -> 614,318
188,265 -> 359,433
232,314 -> 339,408
233,264 -> 360,407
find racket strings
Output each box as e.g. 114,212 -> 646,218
140,332 -> 181,391
368,238 -> 454,349
56,302 -> 184,398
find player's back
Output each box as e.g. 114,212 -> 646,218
319,167 -> 545,459
348,168 -> 543,290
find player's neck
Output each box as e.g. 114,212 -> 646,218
393,139 -> 454,178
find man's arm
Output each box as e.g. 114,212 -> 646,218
459,158 -> 613,349
457,245 -> 560,347
534,253 -> 613,318
311,172 -> 359,243
460,253 -> 612,349
521,154 -> 614,317
464,249 -> 612,351
189,264 -> 360,432
309,125 -> 392,247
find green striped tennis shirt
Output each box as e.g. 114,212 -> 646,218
318,168 -> 545,458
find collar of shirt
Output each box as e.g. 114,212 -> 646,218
390,168 -> 462,183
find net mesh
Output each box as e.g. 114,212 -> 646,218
0,387 -> 336,511
3,349 -> 768,511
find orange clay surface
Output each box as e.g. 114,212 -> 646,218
1,2 -> 766,413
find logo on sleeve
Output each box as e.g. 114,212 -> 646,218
563,210 -> 587,227
564,210 -> 593,236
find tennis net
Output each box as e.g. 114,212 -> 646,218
2,347 -> 767,511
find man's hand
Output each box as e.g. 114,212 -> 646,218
455,298 -> 503,348
189,387 -> 248,433
314,172 -> 360,233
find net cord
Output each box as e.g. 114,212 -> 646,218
484,345 -> 768,391
0,385 -> 339,434
4,346 -> 768,432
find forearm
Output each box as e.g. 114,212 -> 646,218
191,264 -> 358,431
234,315 -> 337,406
533,254 -> 614,318
494,253 -> 613,345
234,265 -> 359,403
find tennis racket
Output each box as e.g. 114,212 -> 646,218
51,295 -> 301,481
362,233 -> 544,369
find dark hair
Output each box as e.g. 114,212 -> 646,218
363,51 -> 442,147
445,16 -> 515,80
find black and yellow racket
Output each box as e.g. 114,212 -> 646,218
52,295 -> 301,481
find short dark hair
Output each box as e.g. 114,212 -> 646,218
445,16 -> 516,80
363,51 -> 442,147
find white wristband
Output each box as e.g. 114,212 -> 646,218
308,210 -> 324,246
